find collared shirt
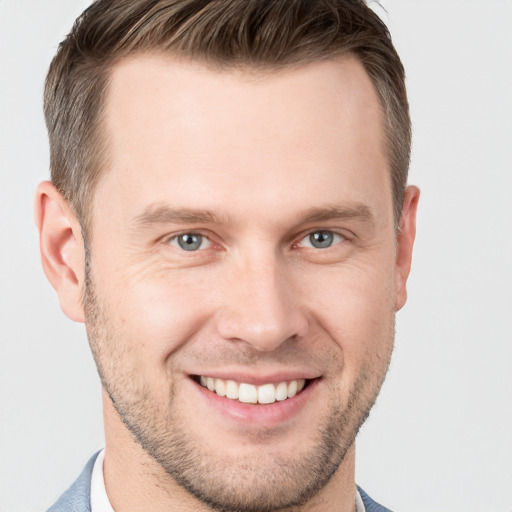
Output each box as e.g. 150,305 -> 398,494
90,449 -> 113,512
91,448 -> 366,512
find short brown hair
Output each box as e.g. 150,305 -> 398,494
45,0 -> 410,235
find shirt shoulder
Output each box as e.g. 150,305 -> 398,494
357,486 -> 393,512
46,452 -> 100,512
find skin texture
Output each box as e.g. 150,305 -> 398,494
36,55 -> 419,512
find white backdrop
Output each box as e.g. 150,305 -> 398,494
0,1 -> 511,511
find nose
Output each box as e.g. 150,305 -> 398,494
215,254 -> 309,352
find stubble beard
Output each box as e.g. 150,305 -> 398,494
84,272 -> 393,512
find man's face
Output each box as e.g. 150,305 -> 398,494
85,55 -> 410,511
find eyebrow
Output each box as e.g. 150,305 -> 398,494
297,204 -> 375,225
132,205 -> 226,227
131,203 -> 375,229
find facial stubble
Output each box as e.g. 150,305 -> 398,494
83,261 -> 394,512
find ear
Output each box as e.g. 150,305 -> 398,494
395,185 -> 420,311
34,181 -> 86,322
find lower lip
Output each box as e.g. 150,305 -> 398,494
190,378 -> 320,426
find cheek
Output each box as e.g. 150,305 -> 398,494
302,260 -> 396,367
107,270 -> 216,363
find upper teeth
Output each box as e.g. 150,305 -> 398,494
199,376 -> 306,404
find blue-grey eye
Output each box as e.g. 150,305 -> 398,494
302,230 -> 344,249
170,233 -> 210,251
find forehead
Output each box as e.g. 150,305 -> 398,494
95,53 -> 391,228
104,53 -> 384,154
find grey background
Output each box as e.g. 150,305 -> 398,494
1,1 -> 511,511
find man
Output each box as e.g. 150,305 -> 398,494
35,0 -> 419,510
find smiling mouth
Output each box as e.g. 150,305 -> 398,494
194,376 -> 310,405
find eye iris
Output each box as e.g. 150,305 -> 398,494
309,231 -> 334,248
177,234 -> 202,251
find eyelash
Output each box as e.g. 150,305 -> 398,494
165,229 -> 347,253
167,232 -> 212,252
296,230 -> 346,250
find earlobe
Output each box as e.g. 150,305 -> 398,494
395,185 -> 420,311
34,181 -> 86,323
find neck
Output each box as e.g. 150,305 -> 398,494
102,390 -> 357,512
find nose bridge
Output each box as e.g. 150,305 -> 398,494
215,246 -> 307,351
